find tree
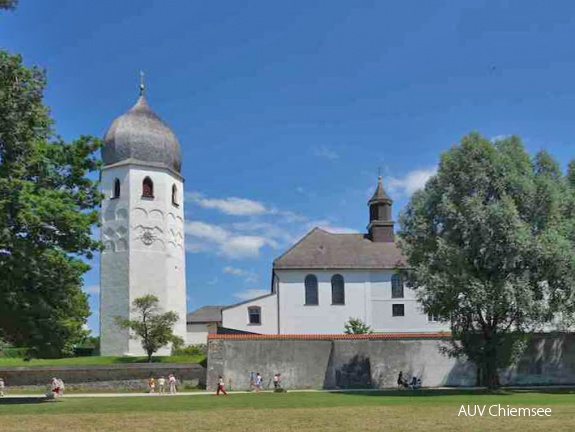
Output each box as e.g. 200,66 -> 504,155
115,295 -> 183,362
0,50 -> 101,357
399,133 -> 575,389
344,317 -> 373,334
0,0 -> 18,11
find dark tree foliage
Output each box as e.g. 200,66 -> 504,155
0,50 -> 102,357
399,133 -> 575,388
0,0 -> 18,11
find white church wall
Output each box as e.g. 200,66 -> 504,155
186,323 -> 210,345
222,294 -> 278,334
276,270 -> 370,334
369,271 -> 447,332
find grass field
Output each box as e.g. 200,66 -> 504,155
0,355 -> 204,367
1,389 -> 574,431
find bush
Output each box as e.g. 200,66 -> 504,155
172,344 -> 207,357
0,347 -> 29,358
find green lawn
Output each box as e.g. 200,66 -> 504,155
0,354 -> 204,367
0,389 -> 574,431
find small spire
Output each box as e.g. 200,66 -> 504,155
139,71 -> 145,96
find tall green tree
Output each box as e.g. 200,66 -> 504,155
399,133 -> 575,388
115,295 -> 183,362
0,50 -> 101,357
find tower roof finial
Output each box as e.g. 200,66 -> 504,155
139,71 -> 145,96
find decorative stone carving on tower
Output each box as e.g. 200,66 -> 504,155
99,78 -> 187,356
367,176 -> 394,242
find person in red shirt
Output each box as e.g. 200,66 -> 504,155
216,376 -> 227,395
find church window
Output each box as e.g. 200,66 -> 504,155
112,178 -> 121,199
142,177 -> 154,198
331,274 -> 345,305
428,314 -> 440,322
248,306 -> 261,325
391,273 -> 404,299
370,205 -> 378,221
304,274 -> 318,305
172,184 -> 179,207
392,304 -> 405,317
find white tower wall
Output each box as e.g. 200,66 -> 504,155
100,164 -> 187,356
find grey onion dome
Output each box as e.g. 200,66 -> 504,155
102,95 -> 181,173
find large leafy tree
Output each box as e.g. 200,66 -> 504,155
115,295 -> 183,362
399,133 -> 575,388
0,50 -> 101,357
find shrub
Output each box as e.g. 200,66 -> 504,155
172,344 -> 207,357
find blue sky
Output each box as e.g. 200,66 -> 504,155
2,1 -> 575,335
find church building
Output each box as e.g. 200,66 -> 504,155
99,83 -> 187,356
189,177 -> 449,340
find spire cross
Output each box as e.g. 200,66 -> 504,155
139,71 -> 145,96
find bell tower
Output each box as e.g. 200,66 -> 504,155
367,176 -> 394,242
99,80 -> 187,356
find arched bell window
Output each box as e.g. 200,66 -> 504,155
142,177 -> 154,199
331,274 -> 345,305
112,178 -> 121,199
304,274 -> 318,305
172,184 -> 178,207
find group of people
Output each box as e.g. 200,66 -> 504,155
148,374 -> 178,394
214,372 -> 283,396
396,371 -> 422,390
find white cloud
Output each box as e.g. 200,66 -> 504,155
491,134 -> 511,142
185,221 -> 275,259
186,192 -> 267,216
233,289 -> 269,301
386,167 -> 437,196
82,284 -> 100,295
314,145 -> 339,160
223,266 -> 258,283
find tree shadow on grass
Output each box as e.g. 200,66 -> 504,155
0,397 -> 51,405
333,387 -> 575,398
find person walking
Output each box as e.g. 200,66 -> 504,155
148,377 -> 156,394
0,377 -> 5,397
168,374 -> 177,394
158,376 -> 166,395
255,373 -> 262,392
216,376 -> 227,396
273,374 -> 281,390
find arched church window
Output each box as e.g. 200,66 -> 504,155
112,178 -> 121,199
304,274 -> 318,305
331,274 -> 345,305
391,273 -> 404,299
142,177 -> 154,199
172,184 -> 179,207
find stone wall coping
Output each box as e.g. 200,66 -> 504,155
208,332 -> 451,340
0,362 -> 203,372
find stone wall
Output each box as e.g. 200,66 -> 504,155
207,333 -> 575,390
0,363 -> 206,389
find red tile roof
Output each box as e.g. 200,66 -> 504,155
208,332 -> 450,340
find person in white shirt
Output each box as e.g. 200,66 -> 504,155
255,373 -> 262,392
158,376 -> 166,394
0,377 -> 5,397
168,374 -> 177,394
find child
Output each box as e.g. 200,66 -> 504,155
255,373 -> 262,392
158,376 -> 166,395
168,374 -> 177,394
273,374 -> 281,389
148,377 -> 156,394
216,376 -> 227,395
0,377 -> 5,397
50,377 -> 61,398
